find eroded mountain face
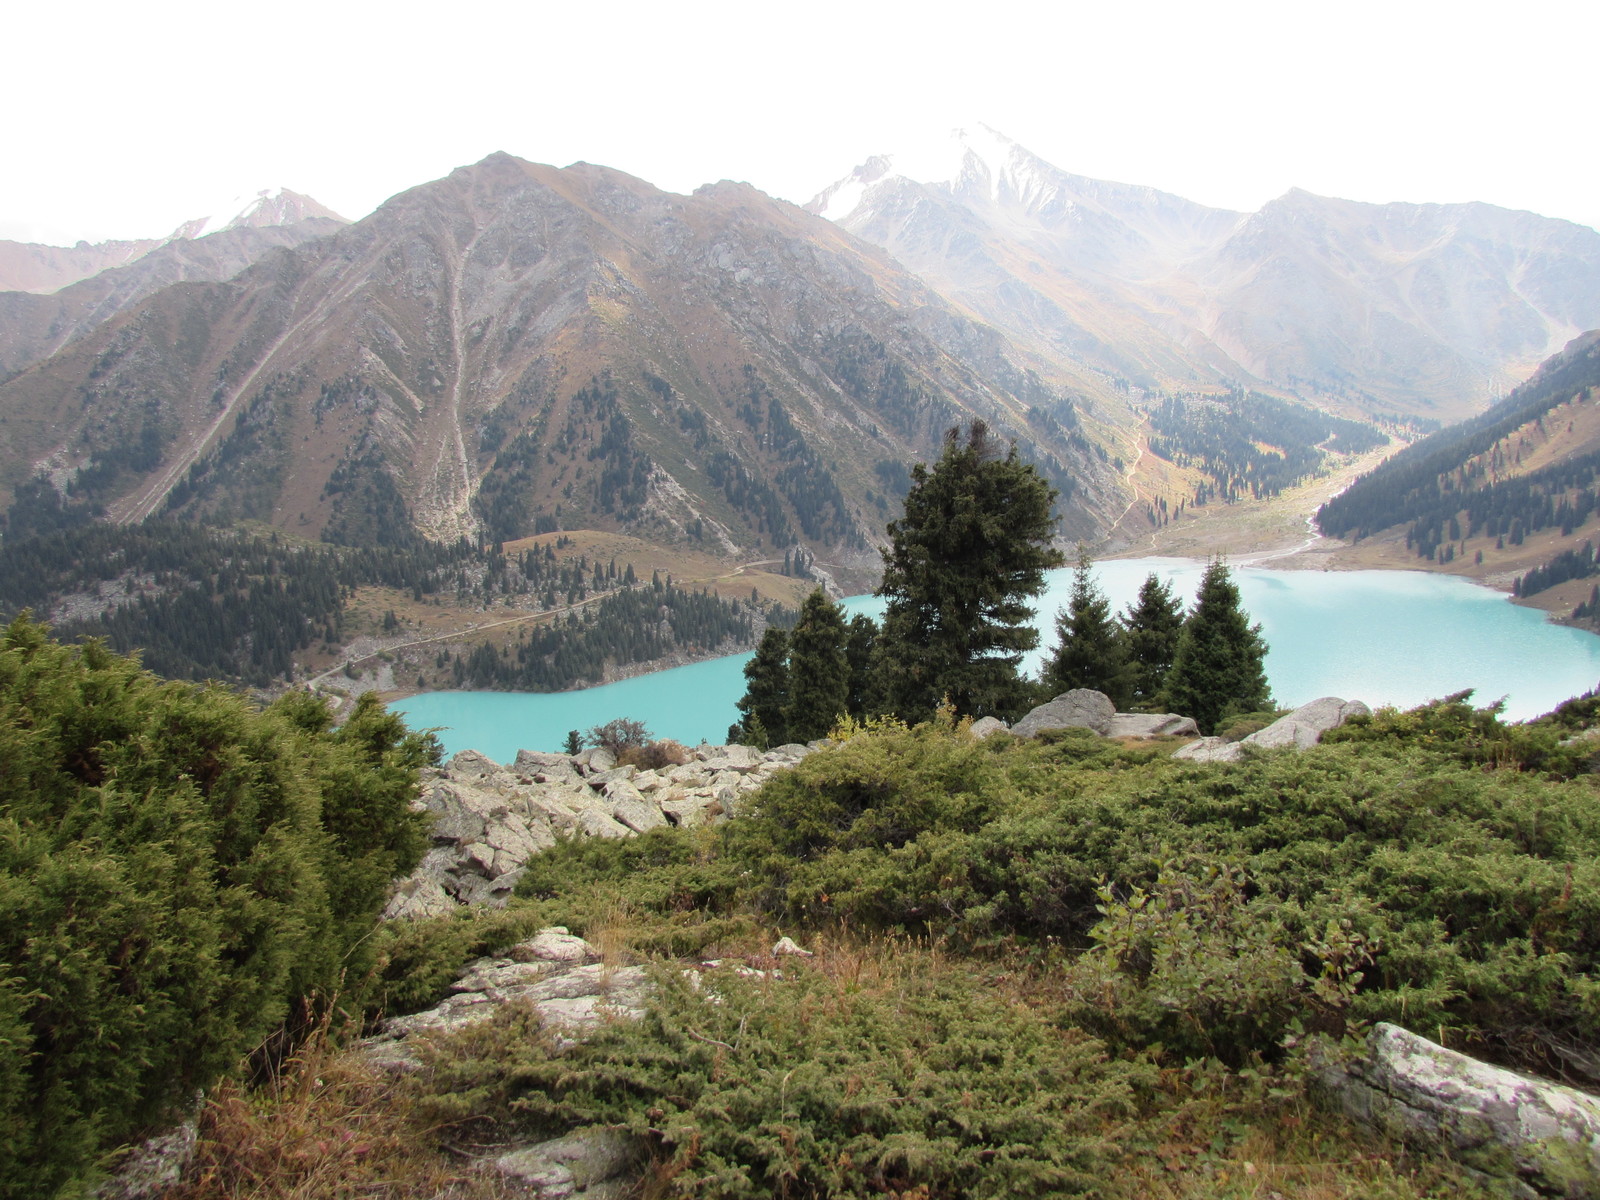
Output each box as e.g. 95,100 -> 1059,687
0,154 -> 1123,555
811,127 -> 1600,419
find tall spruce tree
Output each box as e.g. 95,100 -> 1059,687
1042,545 -> 1131,706
876,422 -> 1065,722
784,588 -> 851,741
1161,559 -> 1272,734
734,627 -> 790,747
845,613 -> 881,719
1122,572 -> 1186,710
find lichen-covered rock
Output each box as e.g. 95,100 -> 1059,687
1171,736 -> 1243,763
1317,1022 -> 1600,1197
490,1128 -> 643,1199
1012,690 -> 1116,738
1108,713 -> 1199,739
1246,697 -> 1371,749
967,716 -> 1008,739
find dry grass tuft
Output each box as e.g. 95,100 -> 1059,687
165,1019 -> 507,1200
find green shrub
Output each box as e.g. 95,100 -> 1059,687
0,616 -> 435,1195
417,949 -> 1147,1199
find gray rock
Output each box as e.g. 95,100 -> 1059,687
768,743 -> 813,759
1108,713 -> 1199,739
514,750 -> 580,772
1318,1022 -> 1600,1197
1244,696 -> 1370,749
1012,690 -> 1116,738
491,1128 -> 641,1198
967,716 -> 1008,739
511,928 -> 598,963
659,795 -> 712,827
446,748 -> 502,777
579,747 -> 616,773
575,808 -> 632,839
589,764 -> 638,787
1171,736 -> 1243,763
609,791 -> 667,834
95,1118 -> 198,1200
381,874 -> 456,920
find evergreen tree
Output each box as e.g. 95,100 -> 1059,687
1042,546 -> 1131,706
734,627 -> 790,747
876,422 -> 1065,723
784,588 -> 851,741
1122,572 -> 1186,710
1161,559 -> 1272,734
845,613 -> 881,719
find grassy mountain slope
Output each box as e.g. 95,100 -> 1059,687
1316,331 -> 1600,609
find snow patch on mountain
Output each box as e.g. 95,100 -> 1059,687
166,188 -> 346,241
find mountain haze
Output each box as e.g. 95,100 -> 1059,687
0,154 -> 1122,557
811,127 -> 1600,418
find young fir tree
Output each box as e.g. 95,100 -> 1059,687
1161,559 -> 1272,734
1122,572 -> 1186,710
734,627 -> 790,747
845,613 -> 881,719
1042,545 -> 1131,707
784,588 -> 851,741
876,422 -> 1064,723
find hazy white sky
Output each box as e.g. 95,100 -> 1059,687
4,0 -> 1596,244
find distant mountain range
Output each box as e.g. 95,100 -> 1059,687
0,155 -> 1119,557
3,137 -> 1599,560
810,126 -> 1600,419
0,189 -> 344,294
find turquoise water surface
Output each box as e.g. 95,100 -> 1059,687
393,559 -> 1600,761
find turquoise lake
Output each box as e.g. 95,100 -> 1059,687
392,558 -> 1600,761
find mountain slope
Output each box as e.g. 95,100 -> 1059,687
0,216 -> 346,381
0,154 -> 1125,558
812,128 -> 1600,418
1315,331 -> 1600,601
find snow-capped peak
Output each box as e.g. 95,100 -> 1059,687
810,125 -> 1057,222
165,188 -> 345,242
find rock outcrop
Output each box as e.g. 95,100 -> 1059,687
1012,689 -> 1116,737
1173,696 -> 1369,763
383,743 -> 815,920
1007,692 -> 1199,741
1318,1022 -> 1600,1198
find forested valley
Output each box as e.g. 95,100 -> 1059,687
0,520 -> 783,692
1146,390 -> 1387,508
1318,332 -> 1600,602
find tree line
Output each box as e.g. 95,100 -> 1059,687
1147,391 -> 1386,507
733,423 -> 1271,743
1317,334 -> 1600,549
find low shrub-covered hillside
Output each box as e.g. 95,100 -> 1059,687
0,615 -> 438,1197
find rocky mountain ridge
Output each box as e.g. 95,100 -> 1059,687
0,153 -> 1123,556
811,126 -> 1600,419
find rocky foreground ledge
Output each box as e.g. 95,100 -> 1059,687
386,695 -> 1374,925
382,741 -> 820,920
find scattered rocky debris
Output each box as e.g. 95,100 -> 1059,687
383,742 -> 816,920
364,928 -> 648,1072
1173,696 -> 1370,763
1316,1022 -> 1600,1198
